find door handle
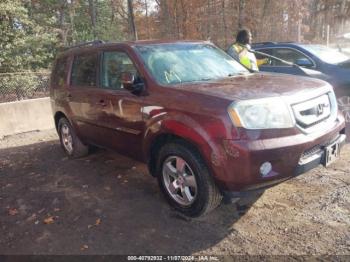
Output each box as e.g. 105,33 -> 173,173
96,100 -> 107,107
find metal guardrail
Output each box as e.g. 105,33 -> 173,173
0,72 -> 50,103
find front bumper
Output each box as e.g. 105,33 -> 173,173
222,133 -> 346,198
213,115 -> 346,194
295,133 -> 346,175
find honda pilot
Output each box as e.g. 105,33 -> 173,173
50,40 -> 346,217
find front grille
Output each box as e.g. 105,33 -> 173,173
301,145 -> 322,159
292,94 -> 332,129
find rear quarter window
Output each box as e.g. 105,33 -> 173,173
51,57 -> 68,88
71,53 -> 98,87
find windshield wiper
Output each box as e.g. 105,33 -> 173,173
228,71 -> 247,77
198,78 -> 212,82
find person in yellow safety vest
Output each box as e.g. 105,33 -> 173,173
227,28 -> 268,71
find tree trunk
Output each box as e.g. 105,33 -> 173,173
127,0 -> 138,40
206,0 -> 211,39
238,0 -> 245,29
58,0 -> 67,46
221,0 -> 227,47
68,0 -> 75,44
145,0 -> 150,39
88,0 -> 97,39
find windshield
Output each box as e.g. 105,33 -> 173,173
135,43 -> 248,85
300,44 -> 349,65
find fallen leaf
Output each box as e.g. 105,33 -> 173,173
87,224 -> 93,229
54,208 -> 60,212
80,245 -> 88,250
95,218 -> 101,226
9,208 -> 18,216
43,216 -> 55,224
34,220 -> 39,225
26,213 -> 37,222
104,186 -> 111,191
123,180 -> 128,183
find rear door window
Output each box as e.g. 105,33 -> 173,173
71,53 -> 98,87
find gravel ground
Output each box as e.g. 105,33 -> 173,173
0,129 -> 349,255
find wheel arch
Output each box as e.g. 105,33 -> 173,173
147,132 -> 212,179
54,111 -> 68,131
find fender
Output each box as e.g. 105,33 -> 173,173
142,109 -> 229,178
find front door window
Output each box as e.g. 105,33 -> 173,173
101,51 -> 138,90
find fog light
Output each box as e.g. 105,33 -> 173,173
260,162 -> 272,177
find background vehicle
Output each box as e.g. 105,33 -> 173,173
252,42 -> 350,121
50,40 -> 346,217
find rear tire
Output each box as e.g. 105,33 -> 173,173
156,141 -> 222,217
58,118 -> 89,158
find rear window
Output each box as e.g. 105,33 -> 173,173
71,53 -> 98,87
51,57 -> 68,87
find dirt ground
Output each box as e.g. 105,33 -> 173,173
0,129 -> 349,255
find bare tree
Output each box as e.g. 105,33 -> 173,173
88,0 -> 97,39
238,0 -> 245,29
127,0 -> 138,40
221,0 -> 227,46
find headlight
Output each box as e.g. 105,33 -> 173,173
228,97 -> 295,129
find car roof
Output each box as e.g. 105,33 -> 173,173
57,39 -> 210,58
252,42 -> 304,48
65,40 -> 206,51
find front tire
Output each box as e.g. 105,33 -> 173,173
58,118 -> 89,158
156,142 -> 222,217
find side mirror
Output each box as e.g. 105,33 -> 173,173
120,72 -> 135,91
120,72 -> 145,94
295,58 -> 313,68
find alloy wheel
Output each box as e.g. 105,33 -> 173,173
60,124 -> 73,154
162,156 -> 198,206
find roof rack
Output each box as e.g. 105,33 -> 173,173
65,40 -> 105,50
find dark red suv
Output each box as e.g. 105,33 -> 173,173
50,40 -> 346,217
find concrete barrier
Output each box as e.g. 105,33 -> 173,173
0,97 -> 54,139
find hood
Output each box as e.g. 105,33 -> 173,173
176,73 -> 331,101
300,67 -> 332,82
338,59 -> 350,69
